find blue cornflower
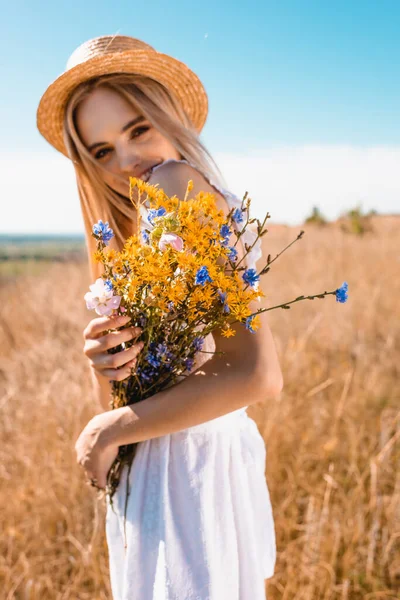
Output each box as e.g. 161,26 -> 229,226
137,314 -> 147,328
185,358 -> 195,372
149,341 -> 175,363
166,350 -> 175,361
155,343 -> 171,358
92,220 -> 114,245
242,268 -> 260,287
137,366 -> 156,383
218,290 -> 227,302
142,230 -> 150,244
335,281 -> 349,303
227,246 -> 238,261
245,316 -> 257,334
146,352 -> 161,369
219,224 -> 232,247
148,207 -> 166,225
155,343 -> 167,356
195,265 -> 213,286
232,208 -> 244,223
218,290 -> 230,314
193,337 -> 204,352
220,224 -> 231,238
104,279 -> 113,292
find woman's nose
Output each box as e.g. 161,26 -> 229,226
118,150 -> 141,174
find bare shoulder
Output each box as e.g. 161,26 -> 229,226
147,160 -> 229,214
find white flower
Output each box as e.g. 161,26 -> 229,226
158,232 -> 184,252
84,278 -> 121,316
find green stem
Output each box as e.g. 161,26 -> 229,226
257,230 -> 305,275
231,289 -> 335,324
234,211 -> 270,270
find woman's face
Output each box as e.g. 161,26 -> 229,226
75,86 -> 181,197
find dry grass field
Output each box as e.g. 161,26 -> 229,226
0,216 -> 399,599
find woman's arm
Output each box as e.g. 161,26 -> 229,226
101,314 -> 282,447
97,161 -> 283,448
91,369 -> 113,412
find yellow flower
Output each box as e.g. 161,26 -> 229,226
155,298 -> 169,312
130,177 -> 168,205
190,288 -> 207,307
229,304 -> 252,321
248,315 -> 261,332
167,280 -> 188,304
221,325 -> 236,338
176,252 -> 197,271
126,287 -> 138,302
198,286 -> 217,308
93,250 -> 104,263
113,257 -> 126,274
113,277 -> 128,293
184,180 -> 194,201
212,272 -> 233,292
103,248 -> 117,262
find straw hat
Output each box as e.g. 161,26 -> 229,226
37,35 -> 208,157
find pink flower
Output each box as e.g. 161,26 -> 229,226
158,232 -> 184,253
84,278 -> 121,316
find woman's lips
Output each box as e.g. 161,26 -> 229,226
138,162 -> 163,182
140,169 -> 153,182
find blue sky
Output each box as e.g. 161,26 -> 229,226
1,0 -> 399,232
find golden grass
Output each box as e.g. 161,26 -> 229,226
0,218 -> 399,599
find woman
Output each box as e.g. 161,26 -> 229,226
37,35 -> 283,600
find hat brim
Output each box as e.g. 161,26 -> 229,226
37,49 -> 208,156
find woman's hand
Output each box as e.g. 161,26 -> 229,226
75,412 -> 121,490
83,313 -> 144,381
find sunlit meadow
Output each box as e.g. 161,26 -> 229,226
0,216 -> 399,599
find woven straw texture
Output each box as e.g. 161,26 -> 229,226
37,35 -> 208,156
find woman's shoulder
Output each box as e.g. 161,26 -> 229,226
148,159 -> 226,204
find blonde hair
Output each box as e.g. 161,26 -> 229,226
63,73 -> 227,280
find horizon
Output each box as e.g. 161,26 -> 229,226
2,209 -> 397,238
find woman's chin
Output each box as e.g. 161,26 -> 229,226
106,183 -> 130,199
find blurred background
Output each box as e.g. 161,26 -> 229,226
0,1 -> 399,599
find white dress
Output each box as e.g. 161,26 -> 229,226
105,159 -> 277,600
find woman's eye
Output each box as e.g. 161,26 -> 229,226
94,148 -> 110,160
130,126 -> 150,139
93,126 -> 149,160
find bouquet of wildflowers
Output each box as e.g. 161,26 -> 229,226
85,177 -> 349,507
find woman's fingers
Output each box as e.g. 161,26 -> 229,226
91,341 -> 144,371
99,358 -> 138,382
83,314 -> 131,340
84,326 -> 142,356
83,314 -> 145,381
